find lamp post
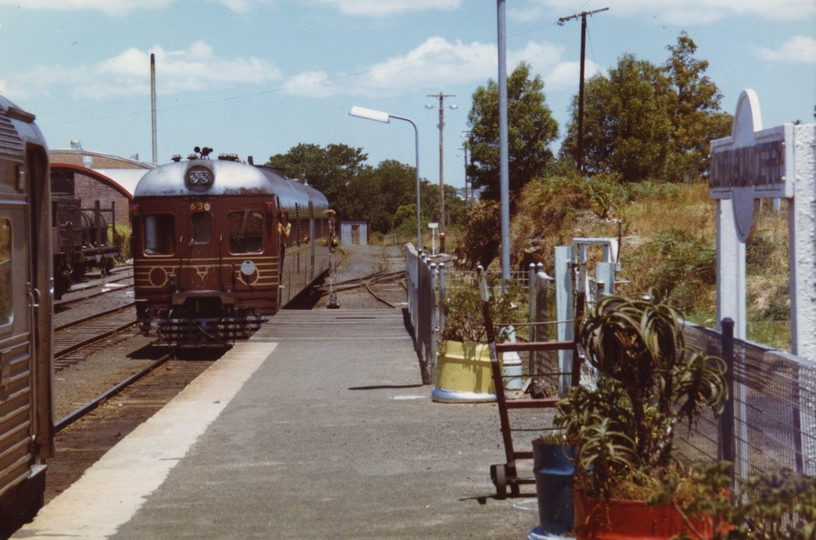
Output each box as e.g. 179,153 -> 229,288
349,106 -> 421,250
497,0 -> 510,289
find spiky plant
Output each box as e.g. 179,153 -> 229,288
555,291 -> 728,498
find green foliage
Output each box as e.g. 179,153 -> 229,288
268,145 -> 450,237
555,292 -> 728,499
438,276 -> 527,344
662,33 -> 733,183
108,223 -> 131,261
466,62 -> 559,202
668,463 -> 816,540
457,200 -> 501,269
560,33 -> 732,183
624,228 -> 716,314
561,53 -> 671,182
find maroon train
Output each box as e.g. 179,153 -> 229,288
131,149 -> 331,345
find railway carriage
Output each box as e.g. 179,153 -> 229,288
0,97 -> 53,531
131,150 -> 330,345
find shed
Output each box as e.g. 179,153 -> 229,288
339,220 -> 368,245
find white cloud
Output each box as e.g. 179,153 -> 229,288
753,36 -> 816,64
0,0 -> 268,15
281,36 -> 590,99
5,42 -> 283,100
309,0 -> 460,16
527,0 -> 814,23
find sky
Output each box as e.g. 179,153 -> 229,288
0,0 -> 813,191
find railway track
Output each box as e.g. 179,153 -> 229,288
56,265 -> 134,309
319,245 -> 407,308
54,302 -> 137,371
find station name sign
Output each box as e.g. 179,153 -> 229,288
710,139 -> 784,190
709,89 -> 795,242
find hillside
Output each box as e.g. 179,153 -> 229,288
453,177 -> 791,352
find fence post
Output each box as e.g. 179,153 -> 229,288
555,246 -> 573,394
719,318 -> 735,483
430,263 -> 438,383
438,263 -> 446,336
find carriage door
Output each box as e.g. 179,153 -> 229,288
226,205 -> 266,291
0,175 -> 36,501
183,201 -> 213,292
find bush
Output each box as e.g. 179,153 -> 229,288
623,228 -> 715,314
108,223 -> 132,262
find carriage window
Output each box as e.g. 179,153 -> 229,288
228,211 -> 263,254
191,212 -> 212,244
143,214 -> 176,255
0,219 -> 11,326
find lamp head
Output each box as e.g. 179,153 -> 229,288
349,106 -> 390,123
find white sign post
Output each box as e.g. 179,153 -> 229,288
428,222 -> 438,256
710,89 -> 816,474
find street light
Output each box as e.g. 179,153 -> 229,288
349,106 -> 421,250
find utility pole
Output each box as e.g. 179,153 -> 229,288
428,92 -> 456,251
558,7 -> 608,173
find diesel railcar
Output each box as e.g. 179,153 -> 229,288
0,96 -> 53,532
131,149 -> 331,345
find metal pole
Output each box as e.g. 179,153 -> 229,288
497,0 -> 510,289
150,53 -> 157,164
578,14 -> 586,173
389,115 -> 421,251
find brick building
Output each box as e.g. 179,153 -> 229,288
49,148 -> 155,226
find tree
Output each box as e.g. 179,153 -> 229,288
267,143 -> 369,204
466,62 -> 559,202
662,32 -> 732,182
560,54 -> 671,182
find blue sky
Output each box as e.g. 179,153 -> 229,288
0,0 -> 813,190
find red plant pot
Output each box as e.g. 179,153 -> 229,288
573,492 -> 721,540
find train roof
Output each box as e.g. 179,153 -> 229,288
0,95 -> 47,159
133,157 -> 328,211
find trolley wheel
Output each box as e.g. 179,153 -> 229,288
490,464 -> 507,500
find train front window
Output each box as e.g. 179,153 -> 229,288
143,214 -> 176,255
228,211 -> 263,254
191,212 -> 212,244
0,219 -> 11,326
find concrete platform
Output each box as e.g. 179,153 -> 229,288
13,308 -> 541,539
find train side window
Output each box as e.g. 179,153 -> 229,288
228,211 -> 263,254
0,219 -> 11,326
143,214 -> 176,255
191,212 -> 212,244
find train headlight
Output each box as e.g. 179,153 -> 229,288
240,260 -> 256,277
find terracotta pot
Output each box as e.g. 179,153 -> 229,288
573,492 -> 718,540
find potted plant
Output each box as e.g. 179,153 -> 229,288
554,291 -> 729,539
432,276 -> 527,403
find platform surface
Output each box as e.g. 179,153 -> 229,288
13,307 -> 541,539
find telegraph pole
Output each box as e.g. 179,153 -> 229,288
558,7 -> 608,173
428,92 -> 456,250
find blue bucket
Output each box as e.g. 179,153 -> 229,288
532,441 -> 575,535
